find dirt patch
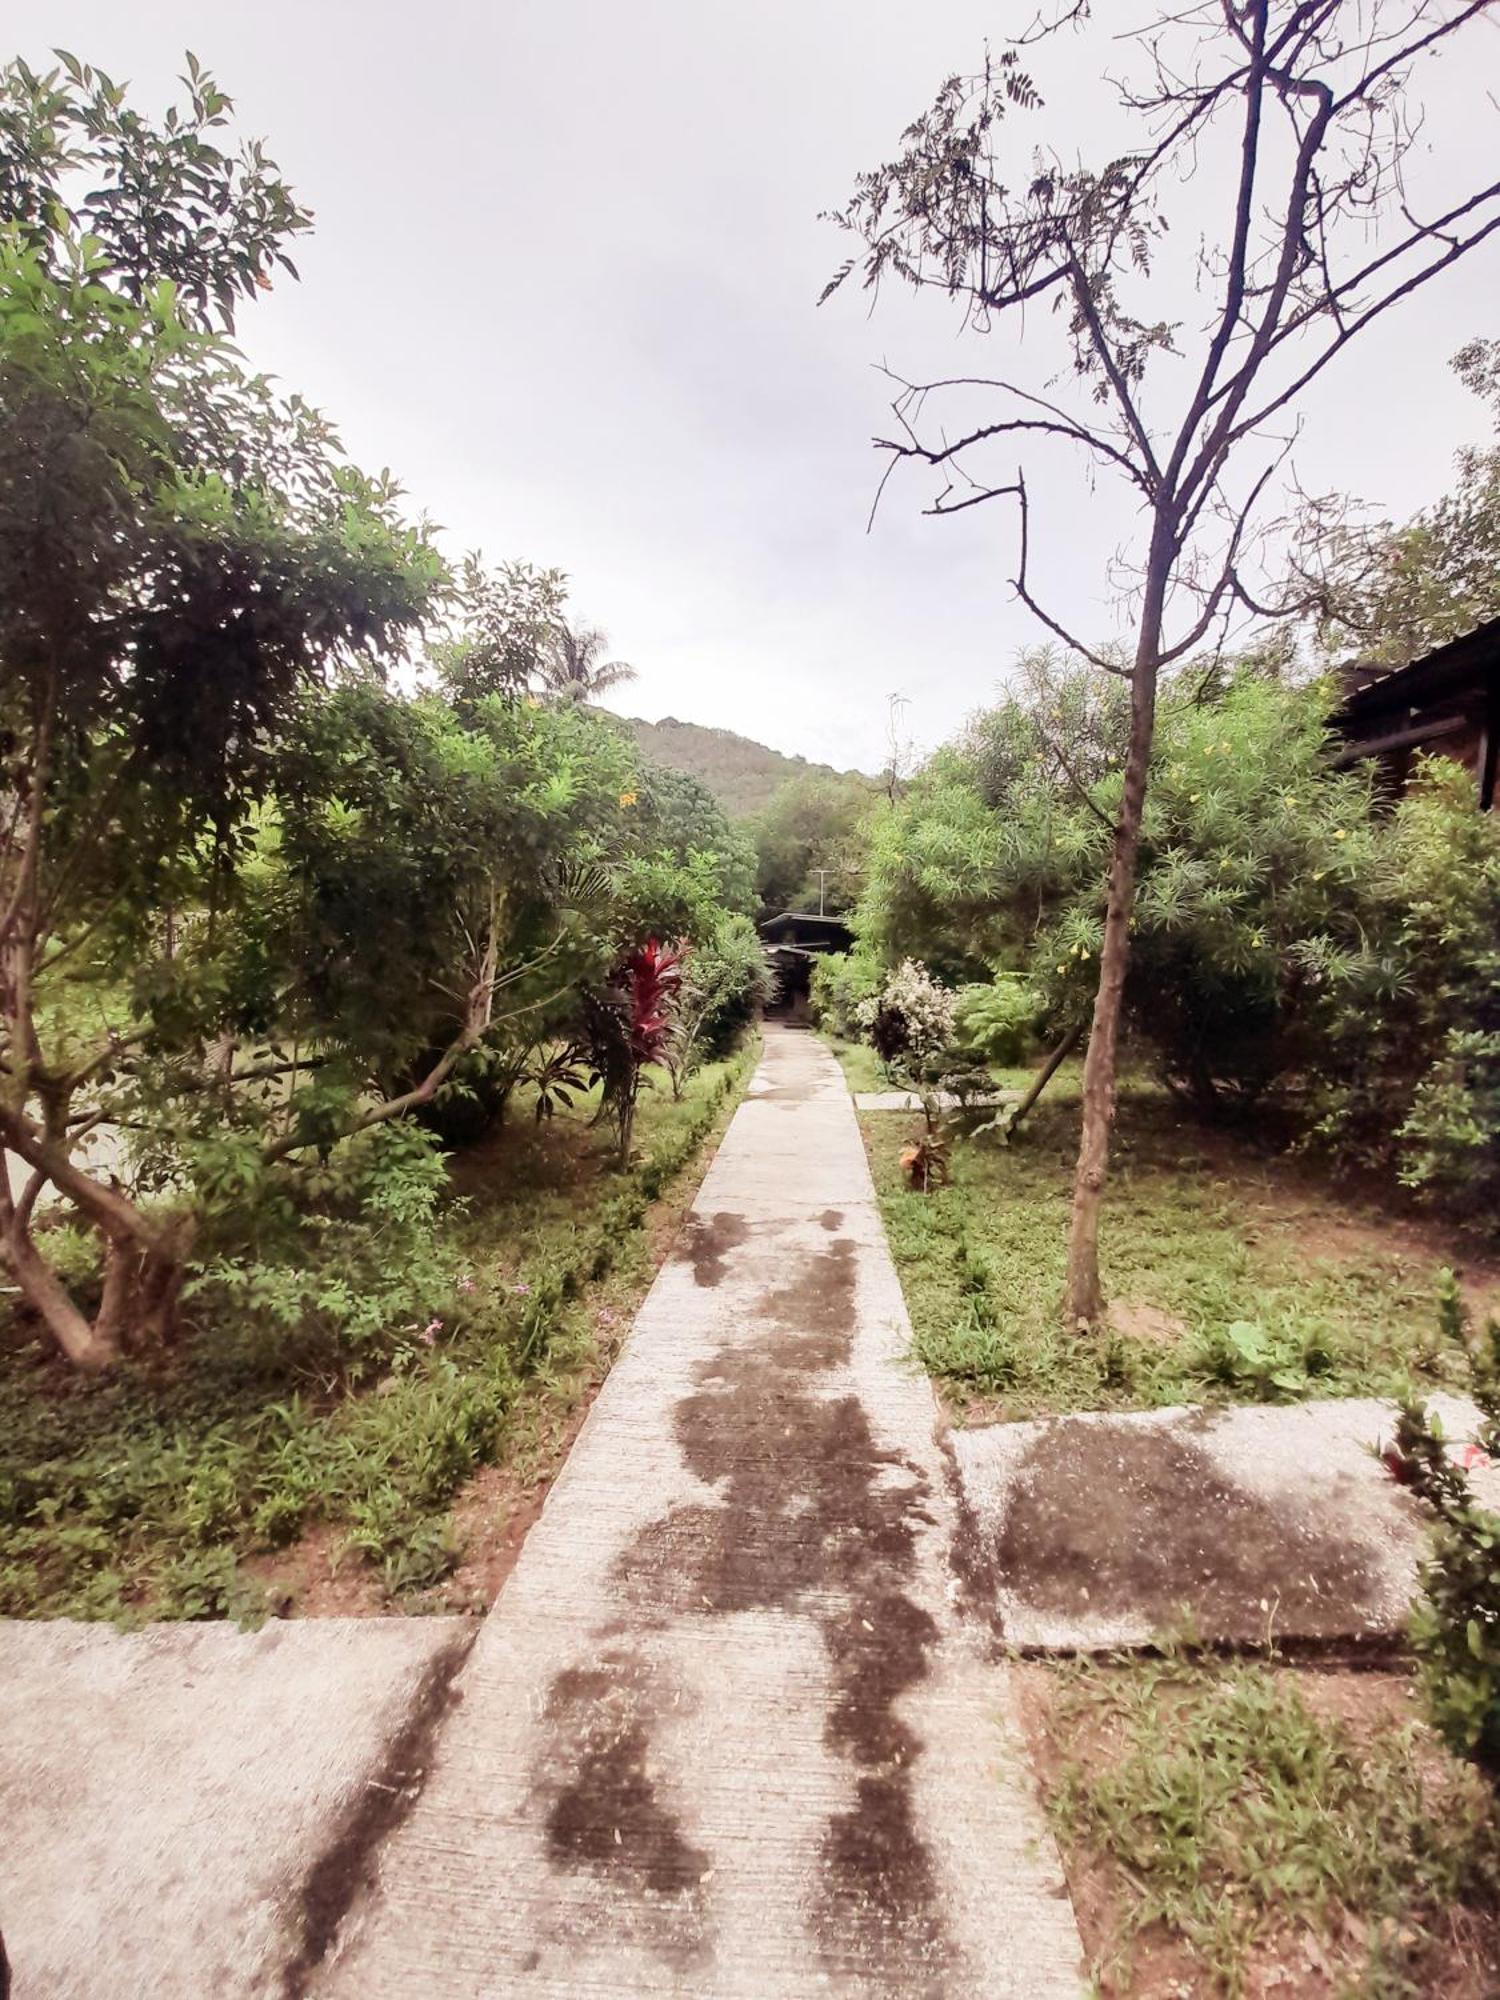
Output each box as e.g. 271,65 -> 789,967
992,1416 -> 1383,1644
674,1210 -> 749,1289
532,1648 -> 711,1969
246,1524 -> 387,1620
1179,1120 -> 1500,1319
441,1460 -> 553,1613
1018,1661 -> 1500,1999
819,1208 -> 843,1232
1106,1300 -> 1188,1347
277,1628 -> 477,1993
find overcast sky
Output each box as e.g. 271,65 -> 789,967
18,2 -> 1500,771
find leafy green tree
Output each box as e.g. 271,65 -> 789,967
752,772 -> 872,918
636,764 -> 756,916
430,557 -> 567,713
853,663 -> 1378,1108
855,651 -> 1124,980
667,916 -> 770,1097
826,2 -> 1500,1325
267,685 -> 637,1119
1310,759 -> 1500,1216
0,58 -> 443,1366
541,619 -> 636,704
0,50 -> 309,329
1298,341 -> 1500,665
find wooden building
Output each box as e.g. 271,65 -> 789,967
757,910 -> 854,1018
1332,616 -> 1499,809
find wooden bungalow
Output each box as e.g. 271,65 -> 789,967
1332,616 -> 1500,809
757,910 -> 854,1019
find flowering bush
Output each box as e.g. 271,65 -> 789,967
862,959 -> 958,1069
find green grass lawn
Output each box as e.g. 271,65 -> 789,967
0,1044 -> 753,1623
823,1034 -> 888,1094
823,1029 -> 1079,1102
1027,1651 -> 1500,1997
863,1084 -> 1498,1420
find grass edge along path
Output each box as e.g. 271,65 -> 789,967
0,1039 -> 756,1625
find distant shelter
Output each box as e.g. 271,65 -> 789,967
757,910 -> 854,1019
1333,617 -> 1499,810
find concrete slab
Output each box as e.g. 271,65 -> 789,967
0,1614 -> 475,1998
852,1091 -> 1020,1113
950,1395 -> 1495,1653
313,1026 -> 1086,1998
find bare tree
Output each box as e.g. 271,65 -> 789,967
541,620 -> 638,703
825,0 -> 1500,1326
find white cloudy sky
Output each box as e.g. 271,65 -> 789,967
18,2 -> 1500,771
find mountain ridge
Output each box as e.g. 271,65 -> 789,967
614,713 -> 871,820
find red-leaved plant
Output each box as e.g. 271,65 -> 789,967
579,939 -> 684,1164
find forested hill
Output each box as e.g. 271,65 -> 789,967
614,714 -> 867,820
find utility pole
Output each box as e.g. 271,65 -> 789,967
816,869 -> 827,918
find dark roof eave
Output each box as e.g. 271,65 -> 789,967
1336,615 -> 1500,725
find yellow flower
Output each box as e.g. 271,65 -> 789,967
1333,827 -> 1347,841
619,790 -> 638,808
1312,870 -> 1326,882
1189,793 -> 1201,803
1284,793 -> 1297,806
1220,740 -> 1231,752
1056,963 -> 1066,974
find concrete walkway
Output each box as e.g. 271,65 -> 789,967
0,1616 -> 475,1997
315,1027 -> 1085,1996
953,1395 -> 1498,1653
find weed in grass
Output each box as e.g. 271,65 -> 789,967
1043,1654 -> 1500,1998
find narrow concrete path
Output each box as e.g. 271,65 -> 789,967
316,1027 -> 1084,1997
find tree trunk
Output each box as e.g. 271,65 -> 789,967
1,1205 -> 121,1371
1063,533 -> 1171,1326
1005,1020 -> 1084,1138
0,1116 -> 193,1367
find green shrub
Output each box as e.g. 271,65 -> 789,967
953,974 -> 1043,1066
809,945 -> 883,1037
1387,1273 -> 1500,1778
1313,761 -> 1500,1221
0,1037 -> 752,1619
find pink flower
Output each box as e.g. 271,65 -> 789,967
456,1274 -> 477,1296
1459,1443 -> 1494,1471
420,1318 -> 442,1346
511,1282 -> 531,1297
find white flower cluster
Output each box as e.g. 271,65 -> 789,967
859,958 -> 956,1062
